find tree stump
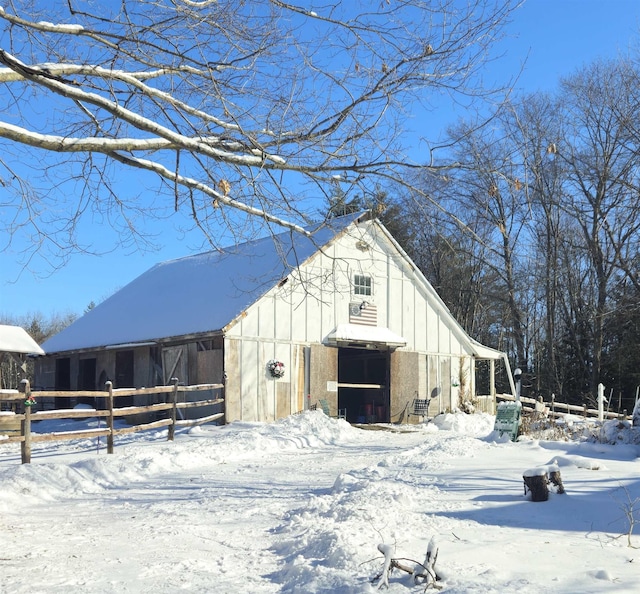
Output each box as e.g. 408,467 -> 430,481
548,469 -> 565,494
523,466 -> 565,501
523,470 -> 549,502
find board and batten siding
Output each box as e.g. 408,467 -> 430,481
224,218 -> 487,421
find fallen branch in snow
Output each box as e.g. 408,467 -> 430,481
372,537 -> 443,590
610,486 -> 640,549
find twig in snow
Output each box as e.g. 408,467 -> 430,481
372,538 -> 443,590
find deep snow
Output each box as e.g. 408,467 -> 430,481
1,411 -> 639,593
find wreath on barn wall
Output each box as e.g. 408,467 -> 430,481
267,359 -> 286,379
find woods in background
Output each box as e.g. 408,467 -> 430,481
389,58 -> 640,411
0,312 -> 76,389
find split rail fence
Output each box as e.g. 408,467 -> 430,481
497,393 -> 628,421
0,379 -> 224,464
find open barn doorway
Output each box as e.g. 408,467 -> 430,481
338,347 -> 389,423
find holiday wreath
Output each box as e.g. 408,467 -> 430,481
267,359 -> 286,378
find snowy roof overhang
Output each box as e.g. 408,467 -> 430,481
469,340 -> 504,360
0,325 -> 45,355
324,324 -> 407,349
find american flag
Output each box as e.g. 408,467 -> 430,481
349,302 -> 377,326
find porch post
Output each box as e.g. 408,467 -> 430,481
490,359 -> 496,399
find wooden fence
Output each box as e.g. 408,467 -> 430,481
497,393 -> 628,421
0,379 -> 224,464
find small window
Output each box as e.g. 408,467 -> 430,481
353,274 -> 372,296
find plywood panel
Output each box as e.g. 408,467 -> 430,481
418,352 -> 427,400
196,349 -> 223,384
309,344 -> 337,407
390,350 -> 420,424
276,382 -> 291,418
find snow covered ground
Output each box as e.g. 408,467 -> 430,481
1,410 -> 639,593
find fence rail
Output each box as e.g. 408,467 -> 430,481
497,393 -> 627,421
0,379 -> 224,463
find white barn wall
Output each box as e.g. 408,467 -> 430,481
35,215 -> 507,424
225,218 -> 495,421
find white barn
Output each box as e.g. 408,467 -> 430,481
36,212 -> 515,423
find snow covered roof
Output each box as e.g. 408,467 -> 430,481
0,325 -> 45,355
41,213 -> 364,353
468,339 -> 505,361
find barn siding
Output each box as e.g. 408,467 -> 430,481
221,218 -> 496,422
309,344 -> 338,412
224,334 -> 302,422
36,217 -> 506,424
196,349 -> 223,384
242,339 -> 259,420
390,350 -> 420,423
35,357 -> 56,390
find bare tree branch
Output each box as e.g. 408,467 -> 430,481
0,0 -> 519,269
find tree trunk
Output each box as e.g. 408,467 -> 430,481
523,473 -> 549,502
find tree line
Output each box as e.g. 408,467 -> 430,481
0,312 -> 76,389
388,58 -> 640,411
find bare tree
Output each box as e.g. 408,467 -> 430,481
398,179 -> 502,343
0,0 -> 518,270
437,117 -> 534,372
417,58 -> 640,403
556,59 -> 640,395
501,94 -> 568,396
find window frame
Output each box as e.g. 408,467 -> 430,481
353,273 -> 373,297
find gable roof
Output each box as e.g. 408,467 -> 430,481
370,220 -> 505,361
0,324 -> 45,355
41,213 -> 364,353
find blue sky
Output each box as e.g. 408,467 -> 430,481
2,0 -> 640,321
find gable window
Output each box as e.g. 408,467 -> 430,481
353,274 -> 372,296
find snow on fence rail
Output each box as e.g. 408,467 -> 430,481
497,393 -> 627,421
0,379 -> 224,464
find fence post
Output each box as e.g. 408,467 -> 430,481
597,383 -> 605,422
106,381 -> 114,454
19,379 -> 32,464
168,377 -> 179,441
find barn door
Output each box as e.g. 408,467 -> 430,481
162,345 -> 188,385
337,348 -> 389,423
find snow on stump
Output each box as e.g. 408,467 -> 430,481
523,468 -> 549,502
548,466 -> 565,494
523,464 -> 565,502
